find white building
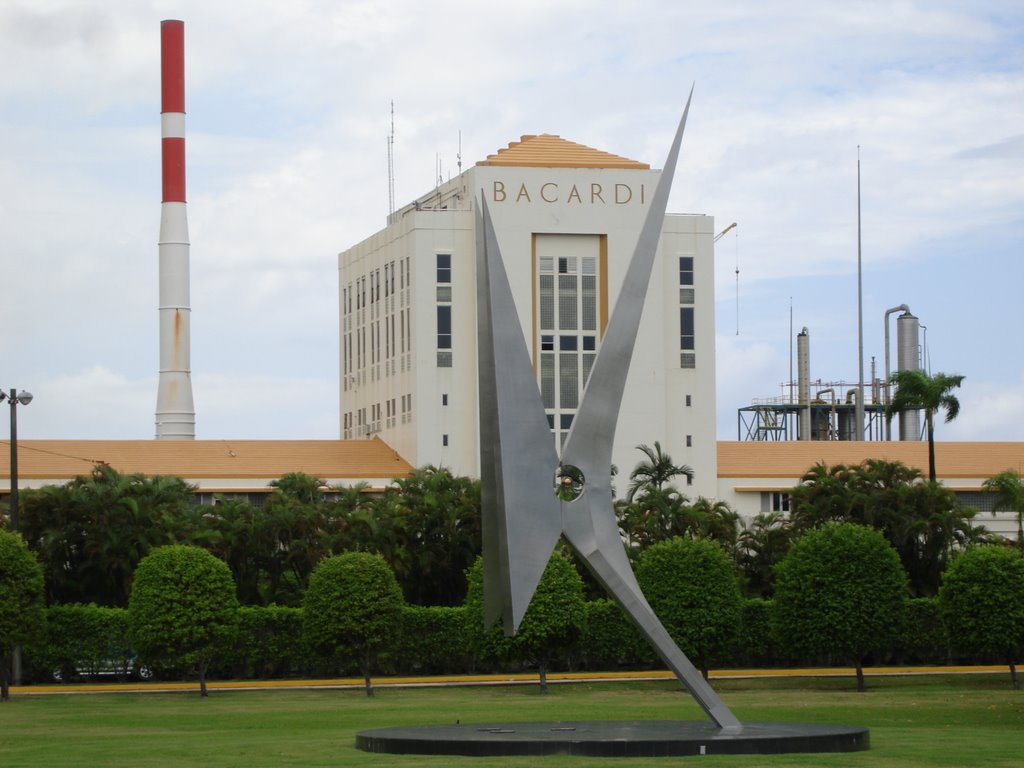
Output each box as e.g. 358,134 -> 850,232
717,440 -> 1024,539
338,133 -> 718,497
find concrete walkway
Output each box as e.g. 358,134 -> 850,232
10,665 -> 1011,696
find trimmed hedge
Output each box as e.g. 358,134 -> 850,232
734,598 -> 778,667
394,605 -> 468,675
221,605 -> 317,679
23,604 -> 138,682
23,595 -> 989,683
895,597 -> 947,665
636,538 -> 742,675
579,599 -> 652,670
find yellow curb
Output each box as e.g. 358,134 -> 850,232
10,665 -> 1014,695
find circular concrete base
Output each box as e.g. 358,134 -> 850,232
356,720 -> 870,757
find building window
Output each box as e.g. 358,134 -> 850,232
437,253 -> 451,284
954,491 -> 996,514
771,492 -> 791,512
680,307 -> 694,351
679,256 -> 694,286
442,393 -> 448,406
686,434 -> 692,447
442,434 -> 449,447
685,394 -> 692,407
437,306 -> 451,349
536,236 -> 601,448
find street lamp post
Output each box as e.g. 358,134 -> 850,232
1,388 -> 32,687
1,388 -> 33,532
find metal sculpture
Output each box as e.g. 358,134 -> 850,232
475,88 -> 740,730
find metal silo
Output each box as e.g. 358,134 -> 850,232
797,328 -> 811,440
896,311 -> 921,441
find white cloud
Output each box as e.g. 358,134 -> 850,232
13,365 -> 155,440
943,375 -> 1024,442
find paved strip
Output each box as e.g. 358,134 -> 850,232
9,665 -> 1012,696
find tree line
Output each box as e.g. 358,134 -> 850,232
4,442 -> 1024,698
16,464 -> 480,609
6,445 -> 1024,609
5,523 -> 1024,700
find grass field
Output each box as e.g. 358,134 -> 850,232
1,675 -> 1022,766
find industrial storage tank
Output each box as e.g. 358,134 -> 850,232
797,328 -> 811,441
896,311 -> 921,441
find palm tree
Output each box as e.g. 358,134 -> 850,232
625,442 -> 694,503
982,470 -> 1024,551
689,497 -> 741,548
269,471 -> 326,505
886,370 -> 965,482
736,512 -> 792,597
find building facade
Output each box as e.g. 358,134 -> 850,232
717,440 -> 1024,541
338,134 -> 718,497
1,439 -> 411,503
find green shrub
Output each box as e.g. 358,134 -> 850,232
894,597 -> 947,665
0,530 -> 46,700
303,552 -> 404,696
41,604 -> 136,681
129,545 -> 240,696
394,605 -> 468,675
217,605 -> 312,679
579,599 -> 652,670
464,553 -> 586,689
734,598 -> 778,667
772,523 -> 908,690
940,545 -> 1024,688
635,537 -> 742,677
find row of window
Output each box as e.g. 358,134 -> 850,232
342,258 -> 412,314
437,253 -> 453,367
679,256 -> 695,369
342,312 -> 413,387
342,257 -> 413,386
538,251 -> 601,448
342,394 -> 413,439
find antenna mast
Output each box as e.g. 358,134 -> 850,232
734,231 -> 740,335
387,101 -> 395,216
713,222 -> 739,334
855,146 -> 865,440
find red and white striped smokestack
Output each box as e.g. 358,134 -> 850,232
155,19 -> 196,439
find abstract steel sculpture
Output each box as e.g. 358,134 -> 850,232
475,89 -> 740,730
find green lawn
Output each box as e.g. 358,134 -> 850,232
1,675 -> 1022,767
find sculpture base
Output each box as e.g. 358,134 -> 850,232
356,720 -> 869,757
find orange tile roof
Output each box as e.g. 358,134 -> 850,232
717,441 -> 1024,479
0,438 -> 413,484
477,134 -> 649,169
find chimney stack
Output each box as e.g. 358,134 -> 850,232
155,19 -> 196,439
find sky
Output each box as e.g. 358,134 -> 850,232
1,0 -> 1022,447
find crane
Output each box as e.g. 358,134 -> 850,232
714,222 -> 737,242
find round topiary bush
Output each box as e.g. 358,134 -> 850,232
128,545 -> 239,696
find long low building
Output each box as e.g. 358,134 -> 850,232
717,441 -> 1024,540
2,438 -> 1021,541
0,438 -> 413,506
